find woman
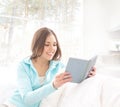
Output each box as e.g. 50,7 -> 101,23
2,27 -> 96,107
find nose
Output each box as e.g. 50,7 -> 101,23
49,45 -> 54,50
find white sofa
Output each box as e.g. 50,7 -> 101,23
1,74 -> 120,107
0,84 -> 16,104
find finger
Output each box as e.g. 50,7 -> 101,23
61,77 -> 72,84
58,72 -> 71,80
92,67 -> 96,71
56,72 -> 72,83
89,71 -> 96,76
56,73 -> 64,80
64,72 -> 71,75
63,74 -> 72,80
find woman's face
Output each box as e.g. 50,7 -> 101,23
40,34 -> 57,61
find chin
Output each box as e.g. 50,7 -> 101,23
47,57 -> 53,61
46,55 -> 54,60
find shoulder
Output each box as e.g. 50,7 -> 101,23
48,60 -> 65,74
17,57 -> 31,72
18,56 -> 31,65
50,60 -> 65,69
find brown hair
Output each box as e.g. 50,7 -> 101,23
30,27 -> 62,60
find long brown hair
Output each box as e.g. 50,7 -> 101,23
30,27 -> 62,60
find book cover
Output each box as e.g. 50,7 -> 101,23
65,56 -> 97,83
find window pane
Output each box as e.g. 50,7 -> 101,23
0,0 -> 83,84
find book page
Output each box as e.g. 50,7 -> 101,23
65,56 -> 97,83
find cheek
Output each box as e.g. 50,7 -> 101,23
43,47 -> 48,52
54,47 -> 58,53
55,47 -> 57,51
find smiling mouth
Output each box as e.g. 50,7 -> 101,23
47,52 -> 54,56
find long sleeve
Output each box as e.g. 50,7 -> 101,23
8,58 -> 65,107
17,62 -> 56,106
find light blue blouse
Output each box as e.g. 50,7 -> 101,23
8,57 -> 64,107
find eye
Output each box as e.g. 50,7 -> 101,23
44,44 -> 49,46
53,43 -> 57,46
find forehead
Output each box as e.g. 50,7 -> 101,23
45,34 -> 57,42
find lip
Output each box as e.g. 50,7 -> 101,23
47,52 -> 54,57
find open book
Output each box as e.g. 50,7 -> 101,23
65,55 -> 97,83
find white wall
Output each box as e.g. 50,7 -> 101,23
83,0 -> 120,78
83,0 -> 111,57
109,0 -> 120,31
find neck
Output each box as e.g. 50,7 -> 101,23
32,57 -> 50,76
33,57 -> 49,67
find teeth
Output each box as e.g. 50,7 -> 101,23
48,52 -> 53,55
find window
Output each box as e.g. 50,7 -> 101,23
0,0 -> 83,83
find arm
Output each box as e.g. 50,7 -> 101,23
17,63 -> 56,105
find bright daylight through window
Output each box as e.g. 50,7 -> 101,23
0,0 -> 83,84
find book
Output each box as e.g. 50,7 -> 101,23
65,55 -> 97,83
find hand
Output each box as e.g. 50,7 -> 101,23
87,67 -> 96,78
53,72 -> 72,89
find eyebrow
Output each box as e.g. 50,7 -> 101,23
45,41 -> 57,44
